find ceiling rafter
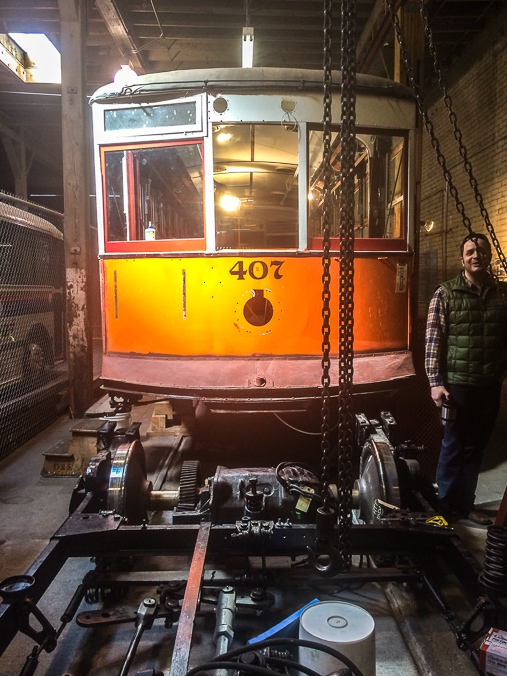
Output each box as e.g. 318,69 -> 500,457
94,0 -> 147,73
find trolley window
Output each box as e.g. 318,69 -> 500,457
101,140 -> 205,252
104,101 -> 197,132
308,128 -> 408,251
213,123 -> 298,250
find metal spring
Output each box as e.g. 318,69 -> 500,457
480,526 -> 507,595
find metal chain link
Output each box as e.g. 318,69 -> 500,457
336,0 -> 356,571
386,0 -> 475,239
416,0 -> 507,272
320,0 -> 333,515
318,0 -> 356,575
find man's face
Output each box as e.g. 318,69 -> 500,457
462,238 -> 492,276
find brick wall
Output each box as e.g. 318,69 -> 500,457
419,5 -> 507,298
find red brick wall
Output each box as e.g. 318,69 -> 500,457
419,6 -> 507,291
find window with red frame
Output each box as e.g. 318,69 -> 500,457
102,141 -> 204,247
308,128 -> 408,248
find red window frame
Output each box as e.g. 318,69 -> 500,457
100,139 -> 206,253
307,126 -> 409,252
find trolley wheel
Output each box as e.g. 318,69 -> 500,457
177,460 -> 201,511
356,438 -> 401,524
107,439 -> 152,524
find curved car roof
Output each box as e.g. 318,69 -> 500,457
91,67 -> 413,104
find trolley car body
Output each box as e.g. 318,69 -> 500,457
91,68 -> 416,411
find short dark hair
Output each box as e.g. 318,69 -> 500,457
460,232 -> 491,256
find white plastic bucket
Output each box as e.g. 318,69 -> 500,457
299,601 -> 375,676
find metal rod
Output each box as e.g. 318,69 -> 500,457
118,597 -> 157,676
169,521 -> 211,676
214,587 -> 236,676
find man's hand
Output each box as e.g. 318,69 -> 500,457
431,385 -> 450,408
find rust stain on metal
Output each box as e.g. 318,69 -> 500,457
66,267 -> 88,350
169,521 -> 211,676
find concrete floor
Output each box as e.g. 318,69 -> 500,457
0,390 -> 506,676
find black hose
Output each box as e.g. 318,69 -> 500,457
266,655 -> 322,676
185,662 -> 285,676
185,637 -> 365,676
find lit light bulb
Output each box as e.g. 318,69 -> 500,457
114,64 -> 138,85
221,195 -> 241,211
217,132 -> 232,143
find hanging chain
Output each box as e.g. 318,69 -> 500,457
336,0 -> 356,571
386,0 -> 475,239
416,0 -> 507,271
316,0 -> 356,576
320,0 -> 333,512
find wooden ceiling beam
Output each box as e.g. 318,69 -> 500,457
94,0 -> 147,73
130,26 -> 343,41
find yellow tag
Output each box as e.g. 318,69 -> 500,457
295,487 -> 315,513
426,515 -> 449,527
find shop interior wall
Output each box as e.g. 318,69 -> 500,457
419,4 -> 507,311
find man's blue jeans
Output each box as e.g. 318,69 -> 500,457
437,382 -> 502,514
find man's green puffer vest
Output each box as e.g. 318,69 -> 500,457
440,273 -> 507,385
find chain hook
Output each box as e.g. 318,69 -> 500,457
307,540 -> 343,578
307,506 -> 344,577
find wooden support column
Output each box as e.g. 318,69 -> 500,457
394,0 -> 425,88
59,0 -> 94,417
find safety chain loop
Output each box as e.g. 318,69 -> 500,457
386,0 -> 474,239
336,0 -> 357,571
416,0 -> 507,272
320,0 -> 333,513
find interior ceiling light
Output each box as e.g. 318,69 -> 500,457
242,27 -> 254,68
217,132 -> 232,143
221,195 -> 241,212
8,33 -> 61,83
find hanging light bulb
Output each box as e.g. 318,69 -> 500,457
114,64 -> 138,85
221,195 -> 241,211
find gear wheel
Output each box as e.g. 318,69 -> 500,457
177,460 -> 201,511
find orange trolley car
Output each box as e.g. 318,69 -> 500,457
91,68 -> 416,412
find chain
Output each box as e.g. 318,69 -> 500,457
320,0 -> 333,513
336,0 -> 356,571
416,0 -> 507,272
386,0 -> 475,239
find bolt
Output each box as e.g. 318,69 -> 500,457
250,587 -> 266,601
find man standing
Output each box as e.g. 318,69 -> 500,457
425,232 -> 507,525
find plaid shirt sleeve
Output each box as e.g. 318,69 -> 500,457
425,286 -> 447,388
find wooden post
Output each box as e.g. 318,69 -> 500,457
59,0 -> 94,417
